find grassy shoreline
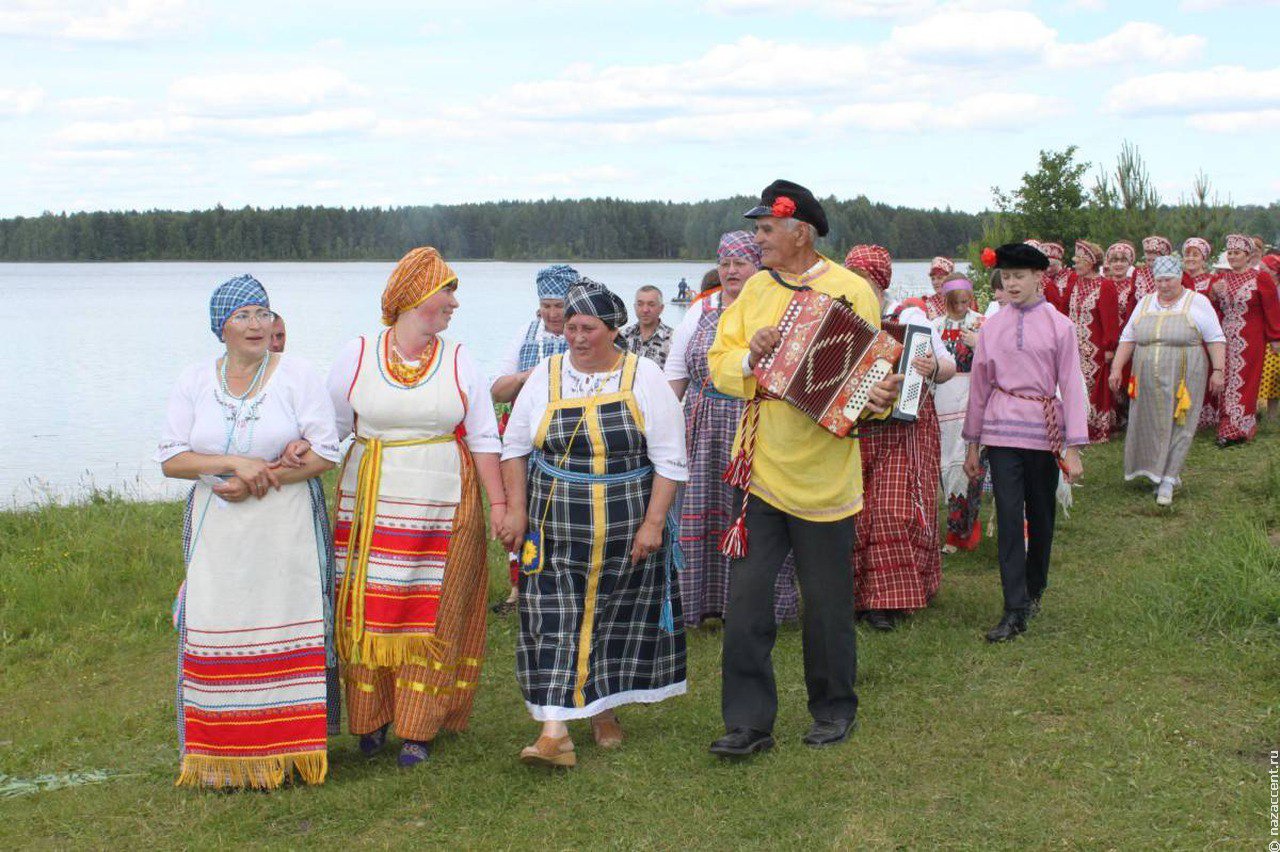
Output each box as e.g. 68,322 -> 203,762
1,424 -> 1277,848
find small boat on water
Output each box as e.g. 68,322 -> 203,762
671,277 -> 692,304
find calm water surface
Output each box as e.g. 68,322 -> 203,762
1,260 -> 936,504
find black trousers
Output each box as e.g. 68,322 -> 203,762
721,493 -> 858,733
987,446 -> 1059,614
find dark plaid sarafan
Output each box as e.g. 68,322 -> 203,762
517,354 -> 686,719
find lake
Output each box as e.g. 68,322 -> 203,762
1,260 -> 938,504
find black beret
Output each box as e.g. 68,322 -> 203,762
744,178 -> 829,237
994,242 -> 1050,271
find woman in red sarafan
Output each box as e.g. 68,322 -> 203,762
1133,235 -> 1174,301
1209,234 -> 1280,445
1182,237 -> 1219,429
1066,239 -> 1119,443
1039,241 -> 1070,314
1104,241 -> 1137,429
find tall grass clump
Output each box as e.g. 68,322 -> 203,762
1162,511 -> 1280,629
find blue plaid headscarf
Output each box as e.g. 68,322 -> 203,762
1151,255 -> 1183,279
536,264 -> 579,300
209,274 -> 270,340
564,277 -> 627,330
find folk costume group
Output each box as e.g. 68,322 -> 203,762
157,178 -> 1279,788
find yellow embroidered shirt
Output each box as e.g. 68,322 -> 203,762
707,258 -> 882,522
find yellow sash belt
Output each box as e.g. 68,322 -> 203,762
335,433 -> 456,664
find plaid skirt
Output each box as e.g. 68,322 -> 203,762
852,394 -> 942,612
679,385 -> 800,626
518,455 -> 687,720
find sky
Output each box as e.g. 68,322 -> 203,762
1,0 -> 1278,217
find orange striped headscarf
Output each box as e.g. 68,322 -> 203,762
381,246 -> 458,325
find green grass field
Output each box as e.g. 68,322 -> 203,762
2,423 -> 1278,849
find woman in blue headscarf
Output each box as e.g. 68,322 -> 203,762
156,275 -> 343,789
499,279 -> 689,767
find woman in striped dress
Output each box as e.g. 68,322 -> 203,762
327,247 -> 505,767
500,279 -> 688,767
664,231 -> 799,628
158,275 -> 342,789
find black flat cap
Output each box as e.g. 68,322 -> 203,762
994,242 -> 1050,271
744,178 -> 829,237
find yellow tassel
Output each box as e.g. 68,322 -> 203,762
354,632 -> 451,669
1127,375 -> 1138,400
175,751 -> 327,790
1174,379 -> 1191,424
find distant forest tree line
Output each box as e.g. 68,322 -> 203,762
0,195 -> 985,262
1,145 -> 1276,264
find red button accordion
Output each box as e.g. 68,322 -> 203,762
754,288 -> 917,436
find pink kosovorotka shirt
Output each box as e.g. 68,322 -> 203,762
962,297 -> 1089,451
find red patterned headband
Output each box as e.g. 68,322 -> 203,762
844,244 -> 892,290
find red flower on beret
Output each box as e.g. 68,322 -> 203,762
771,196 -> 797,218
981,247 -> 997,268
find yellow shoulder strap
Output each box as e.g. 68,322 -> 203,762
620,352 -> 639,391
548,354 -> 563,402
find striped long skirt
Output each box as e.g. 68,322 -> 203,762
679,387 -> 800,627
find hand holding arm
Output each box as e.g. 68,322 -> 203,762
498,457 -> 529,552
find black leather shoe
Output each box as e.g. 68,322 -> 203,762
863,610 -> 897,632
1028,597 -> 1042,618
709,728 -> 774,757
985,611 -> 1027,643
802,717 -> 856,747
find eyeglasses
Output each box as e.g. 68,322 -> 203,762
226,309 -> 276,325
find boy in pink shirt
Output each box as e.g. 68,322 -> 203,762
963,243 -> 1087,642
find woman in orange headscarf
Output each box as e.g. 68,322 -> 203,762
325,247 -> 506,767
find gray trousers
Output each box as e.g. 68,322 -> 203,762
720,493 -> 858,733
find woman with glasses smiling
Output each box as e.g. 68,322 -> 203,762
156,274 -> 343,789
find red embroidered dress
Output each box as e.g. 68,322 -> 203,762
1066,272 -> 1120,442
1209,268 -> 1280,442
1110,273 -> 1137,328
1185,271 -> 1220,429
1132,266 -> 1157,302
1043,268 -> 1070,315
921,292 -> 946,320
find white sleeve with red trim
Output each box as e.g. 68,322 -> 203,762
326,336 -> 363,441
455,344 -> 502,454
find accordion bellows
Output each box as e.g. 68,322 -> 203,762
754,289 -> 903,436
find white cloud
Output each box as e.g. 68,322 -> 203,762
705,0 -> 935,16
55,107 -> 376,147
169,66 -> 367,118
44,149 -> 141,163
55,116 -> 189,146
249,153 -> 337,175
0,0 -> 194,42
0,86 -> 44,117
823,91 -> 1062,132
1179,0 -> 1279,10
1186,109 -> 1280,132
1106,66 -> 1280,115
214,108 -> 377,137
57,95 -> 134,116
889,8 -> 1056,60
1047,22 -> 1203,67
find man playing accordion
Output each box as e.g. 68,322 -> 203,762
707,179 -> 901,757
